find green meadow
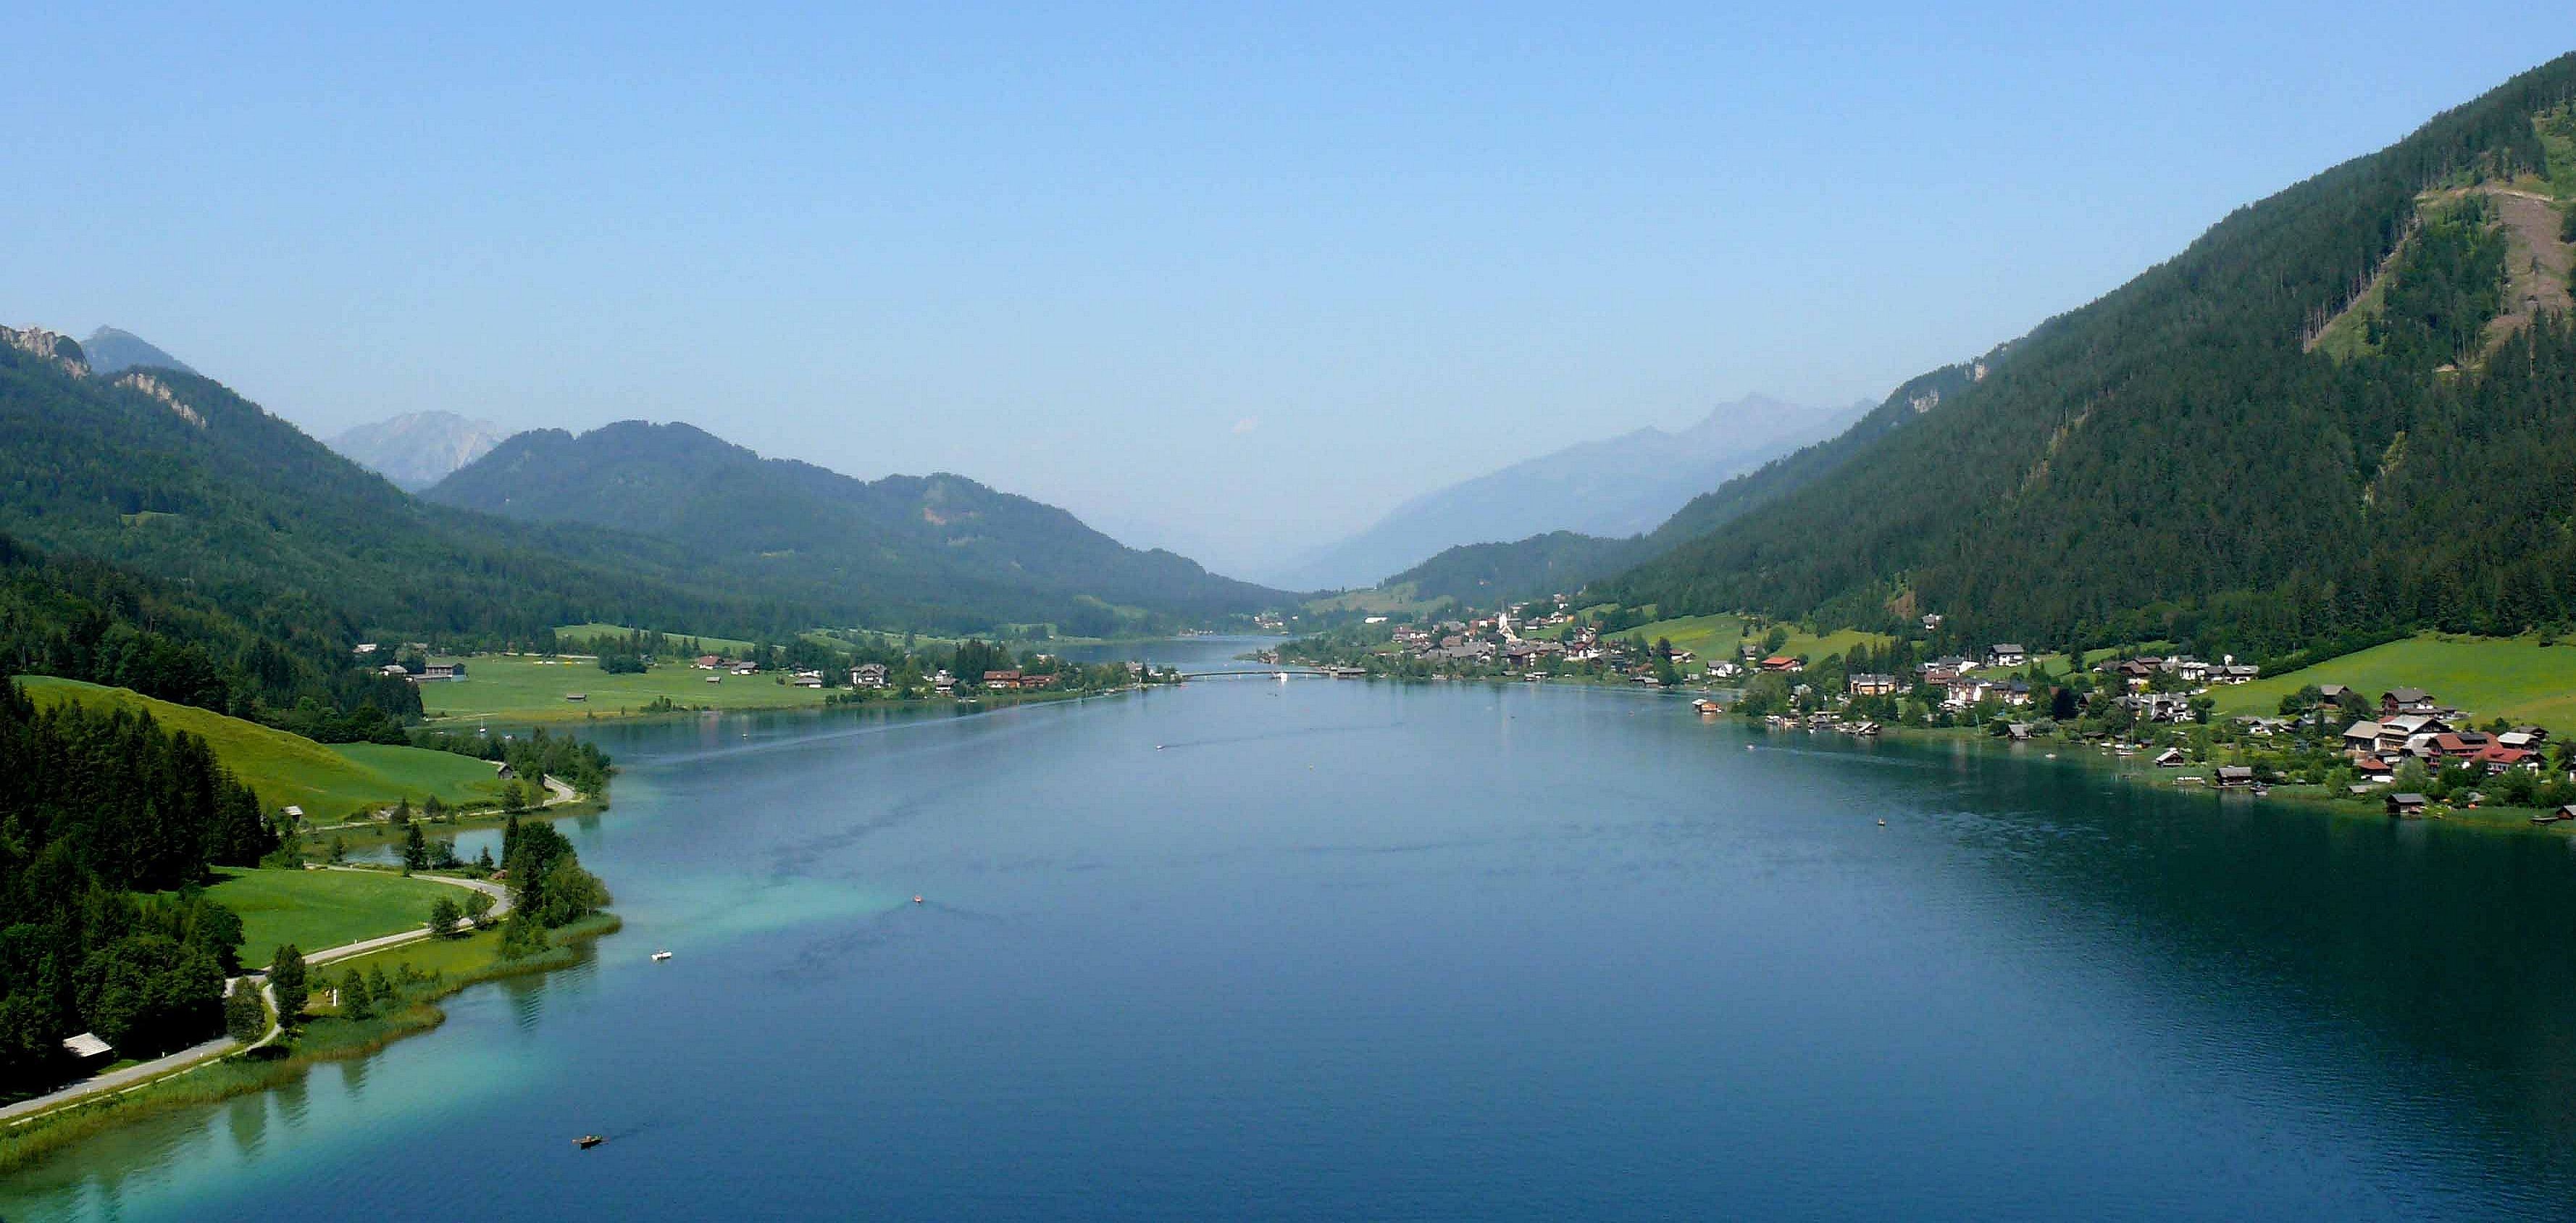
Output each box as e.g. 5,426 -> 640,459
418,654 -> 836,723
18,677 -> 503,819
204,867 -> 461,967
2209,633 -> 2576,730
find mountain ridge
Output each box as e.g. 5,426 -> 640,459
426,420 -> 1285,634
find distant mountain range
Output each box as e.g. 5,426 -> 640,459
78,327 -> 196,377
327,411 -> 510,491
1272,394 -> 1866,590
425,420 -> 1284,634
0,329 -> 1284,638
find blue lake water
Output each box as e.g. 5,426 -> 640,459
10,638 -> 2576,1219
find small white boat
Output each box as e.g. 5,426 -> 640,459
913,895 -> 924,905
651,951 -> 673,962
1275,672 -> 1289,682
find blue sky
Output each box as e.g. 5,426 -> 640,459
1,5 -> 2560,576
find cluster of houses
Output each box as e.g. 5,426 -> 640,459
2333,687 -> 2549,783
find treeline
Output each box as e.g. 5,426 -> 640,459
1602,54 -> 2576,665
407,726 -> 614,798
0,533 -> 422,729
0,664 -> 280,1092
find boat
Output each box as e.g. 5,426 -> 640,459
1876,819 -> 1887,827
913,895 -> 924,905
576,1135 -> 605,1149
651,951 -> 672,962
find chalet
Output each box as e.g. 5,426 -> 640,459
62,1032 -> 112,1067
731,662 -> 759,676
1760,656 -> 1803,673
2317,683 -> 2351,704
931,669 -> 956,694
1925,655 -> 1972,675
1847,673 -> 1899,697
2375,714 -> 2440,751
2385,792 -> 2430,817
695,655 -> 723,669
1019,672 -> 1057,689
2381,688 -> 2438,717
1986,643 -> 2027,669
2351,756 -> 2393,779
353,643 -> 379,656
851,664 -> 890,688
2120,693 -> 2194,723
1999,679 -> 2033,707
2428,732 -> 2491,759
2474,744 -> 2539,773
1921,613 -> 1944,630
2005,722 -> 2035,740
2168,657 -> 2211,684
792,669 -> 824,688
1707,660 -> 1744,680
2112,659 -> 2157,690
2215,765 -> 2257,788
409,662 -> 464,682
2154,746 -> 2187,767
378,663 -> 409,678
2341,720 -> 2384,751
983,669 -> 1024,690
2214,664 -> 2261,684
1943,678 -> 1992,709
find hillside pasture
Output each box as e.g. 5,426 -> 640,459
18,677 -> 503,820
2207,633 -> 2576,730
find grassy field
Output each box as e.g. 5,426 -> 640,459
19,677 -> 503,819
553,622 -> 759,655
204,867 -> 459,967
1617,613 -> 1745,659
418,654 -> 837,723
2209,633 -> 2576,730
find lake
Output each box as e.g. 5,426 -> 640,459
9,638 -> 2576,1220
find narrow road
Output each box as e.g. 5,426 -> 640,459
0,871 -> 513,1127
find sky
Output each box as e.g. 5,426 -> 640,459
1,4 -> 2562,579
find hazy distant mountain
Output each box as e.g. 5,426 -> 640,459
1271,394 -> 1868,590
328,412 -> 509,491
79,327 -> 196,377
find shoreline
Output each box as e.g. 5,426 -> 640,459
1297,666 -> 2576,838
422,678 -> 1162,727
0,912 -> 621,1176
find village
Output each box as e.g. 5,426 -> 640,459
1281,598 -> 2576,827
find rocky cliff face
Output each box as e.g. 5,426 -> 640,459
1,325 -> 91,377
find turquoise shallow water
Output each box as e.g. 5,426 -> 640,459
9,638 -> 2576,1220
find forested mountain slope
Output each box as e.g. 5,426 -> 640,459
1603,55 -> 2576,661
0,330 -> 779,640
427,421 -> 1283,635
